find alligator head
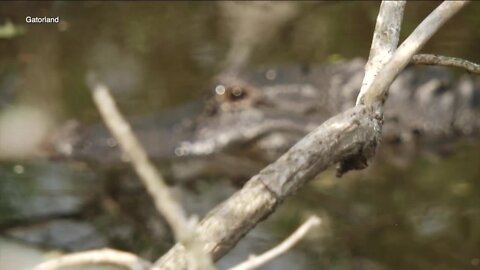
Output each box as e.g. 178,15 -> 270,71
174,58 -> 480,162
49,58 -> 480,179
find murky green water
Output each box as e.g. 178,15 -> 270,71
1,2 -> 479,270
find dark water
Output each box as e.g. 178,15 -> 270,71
0,2 -> 479,269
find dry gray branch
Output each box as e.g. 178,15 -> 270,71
356,0 -> 406,106
154,1 -> 469,269
154,105 -> 381,269
361,1 -> 469,111
411,54 -> 480,74
228,216 -> 321,270
342,0 -> 404,176
33,248 -> 152,270
90,82 -> 215,270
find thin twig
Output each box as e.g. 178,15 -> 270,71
356,0 -> 406,106
33,248 -> 152,270
362,1 -> 469,110
411,54 -> 480,74
228,216 -> 321,270
90,82 -> 216,270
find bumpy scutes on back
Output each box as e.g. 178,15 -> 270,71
177,58 -> 480,162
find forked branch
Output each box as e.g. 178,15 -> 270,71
154,1 -> 469,269
361,1 -> 469,110
33,2 -> 470,270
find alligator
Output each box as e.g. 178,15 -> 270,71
7,58 -> 480,252
50,58 -> 480,180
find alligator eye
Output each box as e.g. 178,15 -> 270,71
226,86 -> 248,102
212,82 -> 257,111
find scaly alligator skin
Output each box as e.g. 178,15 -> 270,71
52,58 -> 480,176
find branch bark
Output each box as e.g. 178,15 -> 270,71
411,54 -> 480,74
340,0 -> 404,177
154,105 -> 381,269
33,248 -> 152,270
356,0 -> 406,106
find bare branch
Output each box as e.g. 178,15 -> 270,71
154,105 -> 380,269
154,2 -> 469,269
362,1 -> 469,110
356,0 -> 406,106
33,248 -> 152,270
228,216 -> 321,270
90,82 -> 216,270
411,54 -> 480,74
